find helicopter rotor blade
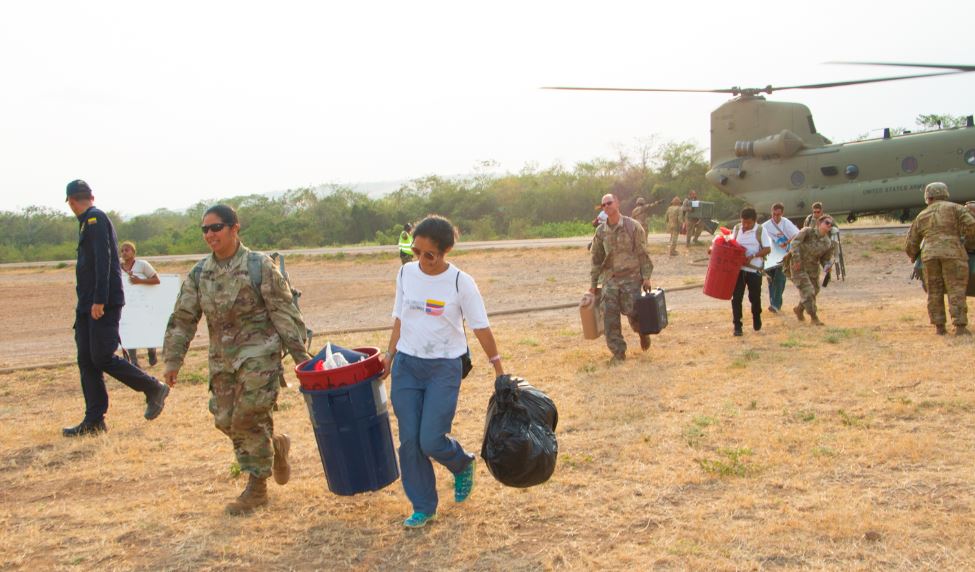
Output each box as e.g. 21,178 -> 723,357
770,70 -> 969,92
828,61 -> 975,73
541,86 -> 739,94
542,62 -> 975,97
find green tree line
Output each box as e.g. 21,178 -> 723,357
0,141 -> 742,263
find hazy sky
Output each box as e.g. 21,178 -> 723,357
3,1 -> 974,216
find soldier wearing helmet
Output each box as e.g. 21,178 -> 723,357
665,197 -> 683,256
905,182 -> 975,335
629,197 -> 650,235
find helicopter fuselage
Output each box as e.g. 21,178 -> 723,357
706,98 -> 975,217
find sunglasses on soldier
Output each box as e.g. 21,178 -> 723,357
201,223 -> 228,234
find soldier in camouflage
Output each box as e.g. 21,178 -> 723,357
905,183 -> 975,335
590,193 -> 654,364
630,198 -> 650,232
681,190 -> 703,246
163,204 -> 312,514
784,215 -> 836,326
665,197 -> 682,256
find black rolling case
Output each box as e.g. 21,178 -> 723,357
636,288 -> 668,334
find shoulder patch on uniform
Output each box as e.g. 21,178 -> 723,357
87,217 -> 97,224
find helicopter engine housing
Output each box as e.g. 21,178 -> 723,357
735,129 -> 805,159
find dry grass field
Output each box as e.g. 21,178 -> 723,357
1,235 -> 973,571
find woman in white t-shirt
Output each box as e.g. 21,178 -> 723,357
380,215 -> 504,529
119,241 -> 161,367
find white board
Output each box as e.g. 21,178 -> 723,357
119,274 -> 182,349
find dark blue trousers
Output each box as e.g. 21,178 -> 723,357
390,352 -> 474,515
74,306 -> 159,422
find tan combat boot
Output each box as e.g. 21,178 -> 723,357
808,311 -> 824,326
225,475 -> 268,515
955,325 -> 971,336
793,305 -> 805,322
272,434 -> 291,485
935,324 -> 948,335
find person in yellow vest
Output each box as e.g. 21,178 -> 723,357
399,223 -> 414,265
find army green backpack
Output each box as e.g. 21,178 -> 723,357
189,251 -> 313,350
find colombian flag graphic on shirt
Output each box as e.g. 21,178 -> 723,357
425,299 -> 445,316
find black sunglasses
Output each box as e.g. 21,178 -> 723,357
821,220 -> 833,226
201,223 -> 228,234
411,246 -> 440,261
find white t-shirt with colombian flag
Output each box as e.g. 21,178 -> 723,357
392,262 -> 490,359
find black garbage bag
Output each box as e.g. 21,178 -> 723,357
480,374 -> 558,487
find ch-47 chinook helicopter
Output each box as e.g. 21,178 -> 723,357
546,62 -> 975,223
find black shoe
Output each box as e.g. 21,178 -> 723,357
63,419 -> 107,437
733,329 -> 743,337
145,382 -> 170,420
148,349 -> 158,367
640,334 -> 652,351
753,318 -> 762,331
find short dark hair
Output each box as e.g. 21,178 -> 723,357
812,202 -> 823,210
740,207 -> 757,221
404,223 -> 413,232
771,202 -> 785,211
203,204 -> 239,226
413,215 -> 457,252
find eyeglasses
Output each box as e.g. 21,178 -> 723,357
411,246 -> 440,261
601,201 -> 614,207
201,223 -> 228,234
821,220 -> 833,227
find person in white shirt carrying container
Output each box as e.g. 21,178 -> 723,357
730,207 -> 772,336
761,203 -> 801,314
380,215 -> 505,529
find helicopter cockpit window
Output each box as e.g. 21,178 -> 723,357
901,156 -> 918,173
845,164 -> 859,180
807,115 -> 817,134
965,149 -> 975,166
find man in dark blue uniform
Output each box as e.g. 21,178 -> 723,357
63,179 -> 170,437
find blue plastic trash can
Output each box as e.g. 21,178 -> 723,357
300,374 -> 400,495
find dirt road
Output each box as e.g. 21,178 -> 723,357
0,233 -> 914,370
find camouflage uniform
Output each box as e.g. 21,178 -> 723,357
630,202 -> 651,235
905,200 -> 975,328
163,243 -> 311,479
784,227 -> 835,319
591,216 -> 654,358
665,203 -> 682,255
681,197 -> 702,245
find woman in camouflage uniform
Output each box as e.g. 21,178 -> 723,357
163,205 -> 312,515
784,215 -> 836,326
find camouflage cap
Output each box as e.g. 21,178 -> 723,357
635,197 -> 646,205
671,196 -> 681,205
923,182 -> 950,201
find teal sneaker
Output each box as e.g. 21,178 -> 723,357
403,512 -> 436,528
454,459 -> 475,503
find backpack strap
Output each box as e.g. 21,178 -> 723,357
189,257 -> 207,288
247,251 -> 265,305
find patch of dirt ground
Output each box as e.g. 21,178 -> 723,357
1,233 -> 973,570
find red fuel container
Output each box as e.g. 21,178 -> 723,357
703,240 -> 746,300
295,347 -> 384,391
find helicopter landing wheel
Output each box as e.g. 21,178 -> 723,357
847,212 -> 857,223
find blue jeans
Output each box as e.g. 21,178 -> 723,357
390,352 -> 474,514
767,266 -> 786,310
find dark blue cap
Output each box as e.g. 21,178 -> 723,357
66,179 -> 92,199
